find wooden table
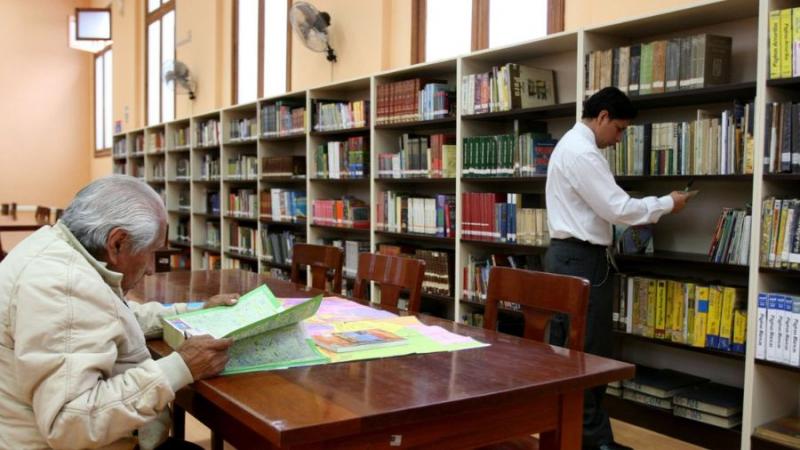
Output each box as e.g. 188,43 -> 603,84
0,211 -> 43,232
139,270 -> 634,450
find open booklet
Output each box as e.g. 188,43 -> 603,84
161,285 -> 327,374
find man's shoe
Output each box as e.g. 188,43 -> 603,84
595,442 -> 634,450
584,442 -> 634,450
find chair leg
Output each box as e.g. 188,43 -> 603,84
172,404 -> 185,440
211,431 -> 224,450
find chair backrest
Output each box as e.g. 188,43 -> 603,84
353,252 -> 426,312
55,208 -> 64,221
290,243 -> 344,292
35,206 -> 51,225
483,266 -> 590,351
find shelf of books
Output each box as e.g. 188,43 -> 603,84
582,0 -> 759,445
105,0 -> 800,445
457,30 -> 577,332
306,77 -> 371,293
748,2 -> 800,448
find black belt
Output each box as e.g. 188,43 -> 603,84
551,237 -> 607,249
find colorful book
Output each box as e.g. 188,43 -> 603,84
313,328 -> 408,353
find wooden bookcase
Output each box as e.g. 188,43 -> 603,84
108,1 -> 800,447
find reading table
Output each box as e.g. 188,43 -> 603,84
140,270 -> 634,450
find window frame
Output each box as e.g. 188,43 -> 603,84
232,0 -> 292,104
94,45 -> 113,157
411,0 -> 564,64
145,0 -> 175,126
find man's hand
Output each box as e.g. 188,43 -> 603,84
203,293 -> 239,309
669,191 -> 691,214
177,336 -> 234,380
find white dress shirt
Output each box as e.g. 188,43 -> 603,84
546,122 -> 674,246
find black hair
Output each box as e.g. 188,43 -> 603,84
581,86 -> 637,120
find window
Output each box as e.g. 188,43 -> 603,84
95,47 -> 113,153
146,1 -> 175,126
488,0 -> 548,48
413,0 -> 563,63
234,0 -> 290,104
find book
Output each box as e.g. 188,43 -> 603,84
622,366 -> 708,398
672,405 -> 742,429
313,328 -> 408,353
753,416 -> 800,448
622,388 -> 672,410
672,383 -> 743,417
162,285 -> 327,373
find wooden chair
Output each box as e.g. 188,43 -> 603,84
353,252 -> 426,312
1,204 -> 8,215
34,206 -> 51,225
54,208 -> 64,221
484,266 -> 590,350
290,243 -> 344,292
477,266 -> 591,450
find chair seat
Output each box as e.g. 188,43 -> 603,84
475,435 -> 539,450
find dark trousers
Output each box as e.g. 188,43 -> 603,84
545,239 -> 614,448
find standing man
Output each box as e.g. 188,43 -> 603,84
545,87 -> 691,450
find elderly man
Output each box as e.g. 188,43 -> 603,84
0,175 -> 235,450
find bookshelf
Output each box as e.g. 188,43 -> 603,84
108,1 -> 800,446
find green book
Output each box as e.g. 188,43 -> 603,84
161,285 -> 327,374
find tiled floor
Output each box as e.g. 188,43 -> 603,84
183,414 -> 707,450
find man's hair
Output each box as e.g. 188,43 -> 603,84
581,86 -> 637,120
61,175 -> 166,256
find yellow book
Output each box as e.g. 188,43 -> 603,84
665,280 -> 674,341
771,10 -> 782,79
646,279 -> 657,338
656,280 -> 667,339
671,280 -> 685,343
719,286 -> 737,351
761,198 -> 775,266
794,8 -> 800,76
706,286 -> 723,348
781,8 -> 793,78
693,286 -> 709,347
732,306 -> 748,354
685,282 -> 696,345
776,201 -> 790,268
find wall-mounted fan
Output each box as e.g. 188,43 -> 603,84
162,60 -> 196,100
289,2 -> 337,63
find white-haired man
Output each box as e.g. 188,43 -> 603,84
0,175 -> 236,450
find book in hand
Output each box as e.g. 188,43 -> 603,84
313,329 -> 408,353
162,285 -> 327,373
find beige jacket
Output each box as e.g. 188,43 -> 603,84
0,223 -> 194,450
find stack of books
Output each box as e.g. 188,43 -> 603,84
259,189 -> 307,222
376,78 -> 454,124
314,136 -> 367,179
584,34 -> 732,96
760,197 -> 800,269
377,133 -> 456,179
615,277 -> 748,354
603,103 -> 755,176
756,292 -> 800,366
672,383 -> 743,429
261,155 -> 306,178
261,100 -> 306,137
461,63 -> 556,115
621,366 -> 708,412
375,191 -> 456,237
